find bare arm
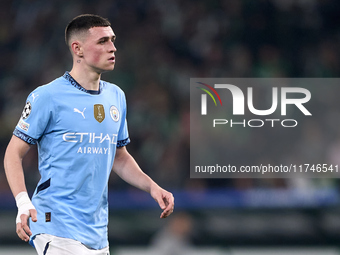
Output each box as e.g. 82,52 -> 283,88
112,146 -> 174,218
4,135 -> 37,242
4,135 -> 31,196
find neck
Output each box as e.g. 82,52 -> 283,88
69,64 -> 101,91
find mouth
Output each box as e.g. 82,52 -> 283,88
108,56 -> 115,62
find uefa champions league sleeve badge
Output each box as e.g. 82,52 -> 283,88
21,101 -> 32,119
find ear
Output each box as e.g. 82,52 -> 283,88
71,41 -> 83,57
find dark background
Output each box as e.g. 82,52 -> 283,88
1,0 -> 340,250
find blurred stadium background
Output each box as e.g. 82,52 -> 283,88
1,0 -> 340,254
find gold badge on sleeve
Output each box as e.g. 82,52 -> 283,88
94,104 -> 105,123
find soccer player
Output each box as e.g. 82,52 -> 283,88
4,14 -> 174,255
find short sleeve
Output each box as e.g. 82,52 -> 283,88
116,92 -> 130,148
14,87 -> 53,145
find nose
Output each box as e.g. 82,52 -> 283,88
109,41 -> 116,52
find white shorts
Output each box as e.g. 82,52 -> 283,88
33,234 -> 110,255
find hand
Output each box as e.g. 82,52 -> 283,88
151,186 -> 174,218
16,209 -> 37,242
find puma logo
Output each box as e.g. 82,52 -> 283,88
32,93 -> 39,102
74,107 -> 86,119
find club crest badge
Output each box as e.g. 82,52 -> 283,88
94,104 -> 105,123
22,101 -> 32,119
110,105 -> 119,122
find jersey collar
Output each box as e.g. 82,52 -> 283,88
63,71 -> 102,95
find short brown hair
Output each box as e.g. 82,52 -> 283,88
65,14 -> 111,46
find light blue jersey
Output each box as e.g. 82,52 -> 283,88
14,72 -> 130,250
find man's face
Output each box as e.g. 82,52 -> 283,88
81,26 -> 116,73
